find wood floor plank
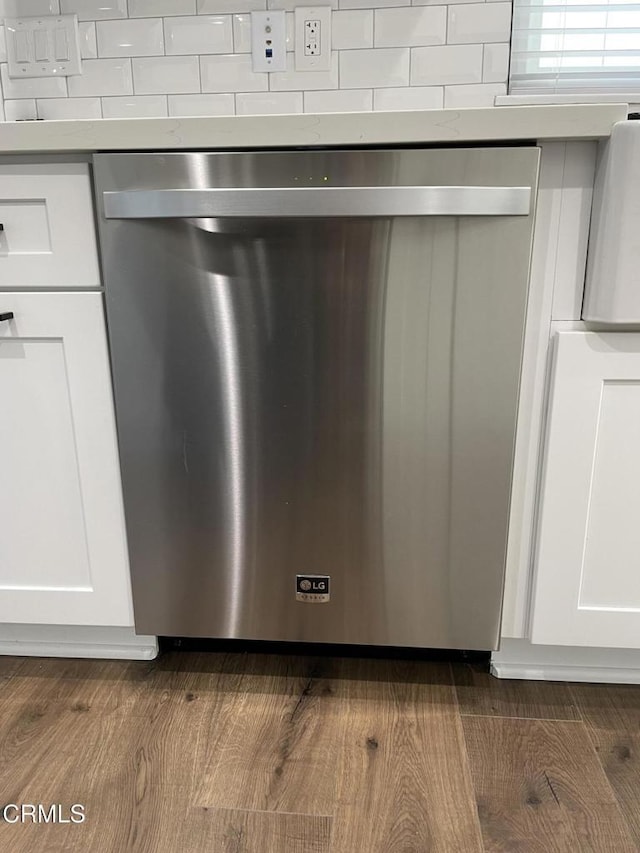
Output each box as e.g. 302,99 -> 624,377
571,682 -> 640,848
3,652 -> 640,853
0,654 -> 218,853
195,653 -> 343,815
453,662 -> 581,721
163,807 -> 331,853
329,659 -> 484,853
462,716 -> 637,852
0,700 -> 128,853
0,655 -> 27,684
0,657 -> 150,713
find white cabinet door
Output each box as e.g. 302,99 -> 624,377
531,331 -> 640,647
0,292 -> 133,626
0,163 -> 100,289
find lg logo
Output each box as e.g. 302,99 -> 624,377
297,576 -> 330,601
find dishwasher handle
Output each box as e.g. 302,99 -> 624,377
102,185 -> 532,220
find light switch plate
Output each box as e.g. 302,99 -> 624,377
251,10 -> 286,73
5,15 -> 81,78
295,6 -> 331,72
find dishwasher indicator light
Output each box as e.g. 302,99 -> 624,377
296,575 -> 330,603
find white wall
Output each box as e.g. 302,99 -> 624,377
0,0 -> 511,120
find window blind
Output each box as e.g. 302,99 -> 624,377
510,0 -> 640,94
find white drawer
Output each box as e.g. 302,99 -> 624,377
0,162 -> 100,289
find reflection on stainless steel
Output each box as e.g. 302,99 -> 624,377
205,272 -> 245,637
103,185 -> 532,219
94,148 -> 539,650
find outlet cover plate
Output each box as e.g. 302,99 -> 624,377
5,15 -> 81,78
295,6 -> 331,72
251,10 -> 287,73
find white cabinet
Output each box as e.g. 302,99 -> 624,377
0,291 -> 133,626
531,331 -> 640,648
0,163 -> 100,288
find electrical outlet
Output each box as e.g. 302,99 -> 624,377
251,10 -> 286,73
295,6 -> 331,72
305,19 -> 320,56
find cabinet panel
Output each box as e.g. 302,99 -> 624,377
0,163 -> 100,288
531,332 -> 640,648
1,339 -> 91,590
0,292 -> 133,626
580,381 -> 640,609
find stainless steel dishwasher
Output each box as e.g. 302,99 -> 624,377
94,147 -> 539,649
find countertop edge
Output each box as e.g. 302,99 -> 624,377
0,104 -> 629,153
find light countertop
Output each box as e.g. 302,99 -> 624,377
0,104 -> 628,153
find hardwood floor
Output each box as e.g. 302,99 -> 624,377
570,684 -> 640,849
0,653 -> 638,852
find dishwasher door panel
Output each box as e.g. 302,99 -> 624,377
94,149 -> 539,649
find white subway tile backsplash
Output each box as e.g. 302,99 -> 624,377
267,0 -> 337,9
373,85 -> 443,110
17,0 -> 59,13
1,62 -> 67,98
235,91 -> 302,114
97,18 -> 164,57
61,0 -> 127,20
201,53 -> 267,92
165,15 -> 233,55
4,98 -> 37,120
78,22 -> 97,58
0,0 -> 514,121
304,87 -> 372,112
232,14 -> 251,52
340,0 -> 406,8
133,55 -> 200,93
374,7 -> 446,47
199,0 -> 266,11
411,43 -> 482,85
414,0 -> 483,6
447,4 -> 511,45
102,94 -> 168,116
168,92 -> 234,115
332,10 -> 372,49
270,52 -> 338,91
130,0 -> 195,15
340,47 -> 409,88
286,11 -> 295,50
36,96 -> 102,119
483,42 -> 509,82
444,81 -> 506,106
68,58 -> 132,96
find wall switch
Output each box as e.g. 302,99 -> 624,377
251,10 -> 286,73
5,15 -> 81,78
295,6 -> 331,71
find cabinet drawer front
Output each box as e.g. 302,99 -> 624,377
0,163 -> 100,289
0,292 -> 133,626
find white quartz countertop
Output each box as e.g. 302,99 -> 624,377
0,104 -> 628,153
